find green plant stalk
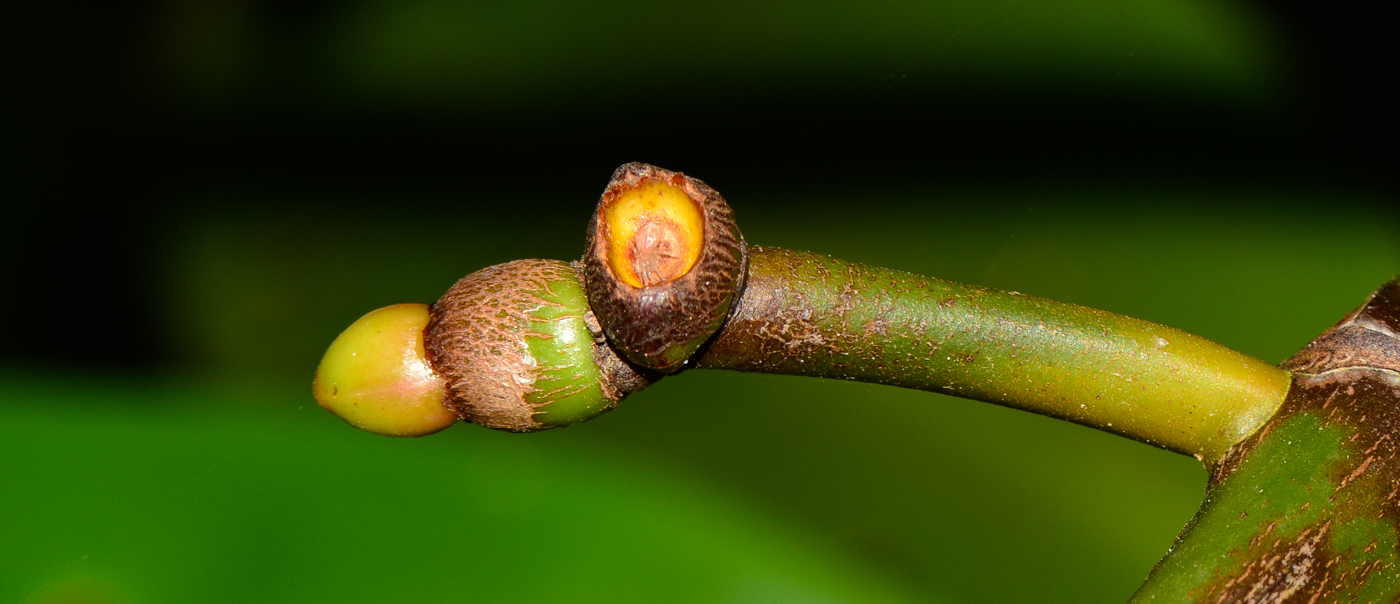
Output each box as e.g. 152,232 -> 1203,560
316,242 -> 1399,599
314,155 -> 1398,598
1129,276 -> 1400,602
695,246 -> 1292,465
688,249 -> 1400,599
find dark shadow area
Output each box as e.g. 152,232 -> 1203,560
5,0 -> 1393,372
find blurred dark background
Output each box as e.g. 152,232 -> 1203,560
6,0 -> 1394,374
3,1 -> 1397,603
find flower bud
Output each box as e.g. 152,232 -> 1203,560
582,163 -> 747,373
313,303 -> 458,437
424,259 -> 651,432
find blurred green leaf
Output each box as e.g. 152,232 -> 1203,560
155,0 -> 1285,111
328,0 -> 1282,108
1,377 -> 923,604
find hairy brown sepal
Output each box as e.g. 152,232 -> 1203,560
583,162 -> 748,373
424,259 -> 653,432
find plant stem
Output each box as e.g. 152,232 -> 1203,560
1130,275 -> 1400,602
695,246 -> 1291,464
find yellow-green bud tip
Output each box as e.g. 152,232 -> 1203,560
313,303 -> 458,437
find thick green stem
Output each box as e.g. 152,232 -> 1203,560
696,246 -> 1291,464
1130,275 -> 1400,602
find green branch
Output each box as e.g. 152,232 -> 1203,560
311,163 -> 1400,601
695,246 -> 1289,464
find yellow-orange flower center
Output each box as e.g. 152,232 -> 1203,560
602,181 -> 705,288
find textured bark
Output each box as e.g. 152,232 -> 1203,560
696,246 -> 1288,462
1132,279 -> 1400,603
583,162 -> 748,373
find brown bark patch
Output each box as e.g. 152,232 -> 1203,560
1182,280 -> 1400,603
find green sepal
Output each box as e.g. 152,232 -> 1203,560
520,271 -> 614,428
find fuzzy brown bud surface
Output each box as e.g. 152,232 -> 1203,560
424,259 -> 651,432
